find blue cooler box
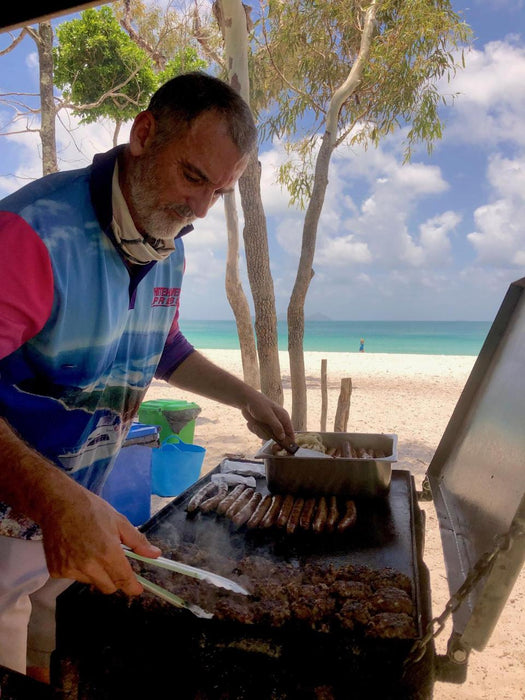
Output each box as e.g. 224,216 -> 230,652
102,423 -> 159,526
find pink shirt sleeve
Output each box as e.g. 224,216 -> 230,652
0,211 -> 54,360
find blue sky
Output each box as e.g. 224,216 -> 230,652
0,0 -> 524,322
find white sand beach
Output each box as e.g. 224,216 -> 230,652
145,350 -> 524,700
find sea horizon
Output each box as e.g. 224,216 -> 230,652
179,319 -> 492,357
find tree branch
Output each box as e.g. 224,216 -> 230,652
260,7 -> 324,115
120,0 -> 167,69
194,1 -> 224,68
0,29 -> 28,55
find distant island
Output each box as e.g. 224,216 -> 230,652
276,312 -> 333,322
306,312 -> 333,322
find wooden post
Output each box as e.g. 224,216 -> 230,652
334,378 -> 352,432
320,359 -> 327,432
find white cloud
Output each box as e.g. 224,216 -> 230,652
467,154 -> 525,266
444,39 -> 525,146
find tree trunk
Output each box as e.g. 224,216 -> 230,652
334,377 -> 352,432
239,150 -> 283,404
287,0 -> 378,429
320,358 -> 327,432
113,120 -> 122,147
224,190 -> 261,389
219,0 -> 283,404
36,22 -> 57,175
288,132 -> 333,429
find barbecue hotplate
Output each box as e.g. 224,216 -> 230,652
144,466 -> 423,596
53,468 -> 434,700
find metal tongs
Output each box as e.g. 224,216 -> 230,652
123,547 -> 249,619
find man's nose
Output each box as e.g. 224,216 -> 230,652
188,187 -> 219,218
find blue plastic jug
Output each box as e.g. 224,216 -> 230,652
151,435 -> 205,497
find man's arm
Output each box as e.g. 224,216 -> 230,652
167,350 -> 295,448
0,418 -> 160,595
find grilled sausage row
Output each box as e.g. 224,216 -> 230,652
186,483 -> 357,534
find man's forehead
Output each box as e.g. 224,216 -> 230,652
171,115 -> 249,188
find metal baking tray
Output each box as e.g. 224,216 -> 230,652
256,431 -> 397,497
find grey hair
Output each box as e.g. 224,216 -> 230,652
147,71 -> 257,155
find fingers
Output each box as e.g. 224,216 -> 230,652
73,558 -> 144,597
120,521 -> 162,559
242,401 -> 295,446
41,490 -> 158,597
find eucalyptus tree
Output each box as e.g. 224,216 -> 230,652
0,22 -> 58,175
251,0 -> 471,429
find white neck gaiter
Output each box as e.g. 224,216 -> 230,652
111,161 -> 176,265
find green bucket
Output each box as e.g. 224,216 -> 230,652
138,399 -> 201,444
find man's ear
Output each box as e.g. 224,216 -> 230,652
129,111 -> 156,156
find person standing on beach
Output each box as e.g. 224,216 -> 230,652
359,338 -> 365,352
0,71 -> 295,681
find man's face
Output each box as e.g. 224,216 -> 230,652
125,110 -> 250,240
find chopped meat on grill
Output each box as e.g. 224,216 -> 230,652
330,579 -> 370,600
251,598 -> 291,627
301,562 -> 338,586
214,598 -> 255,625
251,579 -> 290,603
370,567 -> 413,595
132,547 -> 417,640
366,612 -> 417,639
288,583 -> 335,632
336,599 -> 371,631
369,586 -> 413,615
332,563 -> 377,584
234,555 -> 295,580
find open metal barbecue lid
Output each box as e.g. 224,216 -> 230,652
427,277 -> 525,652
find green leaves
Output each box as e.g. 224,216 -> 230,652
53,7 -> 157,124
251,0 -> 472,199
53,5 -> 207,126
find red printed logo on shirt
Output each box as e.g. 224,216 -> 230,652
152,287 -> 180,307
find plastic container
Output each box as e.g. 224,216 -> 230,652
102,423 -> 160,526
151,435 -> 206,497
138,399 -> 201,444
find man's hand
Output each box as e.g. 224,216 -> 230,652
40,485 -> 160,596
241,392 -> 295,450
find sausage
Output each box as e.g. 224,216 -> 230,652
286,497 -> 304,535
326,496 -> 339,533
312,496 -> 328,534
225,487 -> 254,519
199,481 -> 229,513
299,497 -> 317,530
232,491 -> 262,527
260,494 -> 283,529
216,484 -> 246,515
337,500 -> 357,533
246,494 -> 273,529
276,494 -> 295,528
186,482 -> 217,513
357,447 -> 372,459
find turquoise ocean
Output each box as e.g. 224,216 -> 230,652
180,320 -> 491,357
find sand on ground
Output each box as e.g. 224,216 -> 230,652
145,349 -> 524,700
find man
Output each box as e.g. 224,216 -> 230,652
0,72 -> 294,679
